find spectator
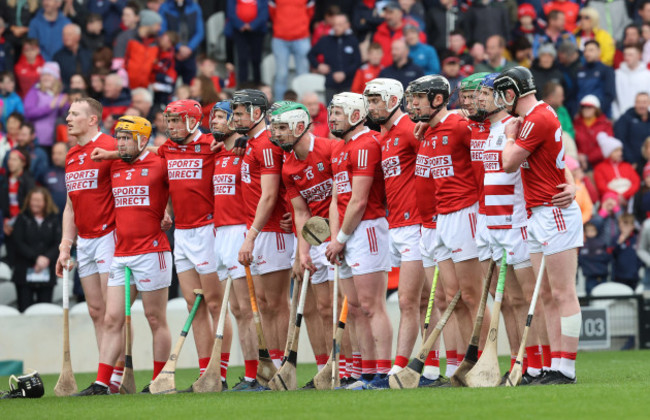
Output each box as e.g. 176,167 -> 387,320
88,0 -> 127,45
531,10 -> 577,58
92,46 -> 114,75
124,10 -> 162,90
351,42 -> 384,94
373,1 -> 426,68
1,0 -> 38,60
612,213 -> 640,290
88,68 -> 109,101
566,155 -> 593,224
591,190 -> 622,248
4,121 -> 49,184
642,22 -> 650,64
82,13 -> 106,52
639,0 -> 650,25
576,40 -> 616,119
131,88 -> 154,121
0,17 -> 15,74
378,39 -> 424,89
440,52 -> 463,107
543,0 -> 579,32
463,0 -> 510,46
69,73 -> 89,93
23,62 -> 68,150
0,148 -> 35,239
351,0 -> 384,42
158,0 -> 204,84
310,3 -> 338,46
282,89 -> 298,101
189,75 -> 219,130
530,44 -> 564,100
594,132 -> 640,203
61,0 -> 88,28
13,39 -> 44,98
0,72 -> 23,128
308,13 -> 361,103
614,92 -> 650,169
579,221 -> 611,295
510,36 -> 533,68
2,112 -> 22,155
575,7 -> 615,67
589,0 -> 631,42
301,92 -> 329,137
512,3 -> 543,46
113,1 -> 141,58
474,35 -> 517,73
613,24 -> 643,69
100,73 -> 131,120
613,44 -> 650,120
151,30 -> 178,107
400,0 -> 426,30
10,186 -> 61,312
557,40 -> 582,116
53,24 -> 93,92
448,29 -> 474,76
633,158 -> 650,223
573,95 -> 613,170
27,0 -> 71,61
637,207 -> 650,291
196,56 -> 235,93
404,24 -> 439,75
424,0 -> 460,55
543,81 -> 575,140
226,0 -> 268,85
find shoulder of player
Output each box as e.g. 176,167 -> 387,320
523,106 -> 560,131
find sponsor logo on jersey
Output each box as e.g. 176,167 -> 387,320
292,174 -> 302,181
168,159 -> 203,180
381,155 -> 401,178
141,168 -> 148,176
241,162 -> 251,183
334,171 -> 351,194
113,185 -> 150,207
415,155 -> 432,178
483,151 -> 501,171
431,155 -> 454,178
470,139 -> 485,162
233,158 -> 240,165
195,144 -> 201,153
66,169 -> 99,192
153,240 -> 158,247
78,153 -> 87,165
317,162 -> 324,172
442,136 -> 448,145
404,212 -> 409,220
299,179 -> 333,203
213,173 -> 237,195
68,158 -> 75,165
394,137 -> 399,146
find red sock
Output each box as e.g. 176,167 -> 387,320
522,356 -> 528,373
244,360 -> 258,381
377,359 -> 391,374
362,359 -> 376,376
96,363 -> 113,386
199,357 -> 210,376
477,350 -> 482,360
510,355 -> 517,371
339,355 -> 347,379
220,353 -> 230,381
271,349 -> 282,361
152,360 -> 165,380
352,352 -> 362,379
456,353 -> 465,366
425,350 -> 439,367
394,355 -> 409,368
542,345 -> 552,369
315,353 -> 329,368
526,346 -> 542,370
446,350 -> 457,366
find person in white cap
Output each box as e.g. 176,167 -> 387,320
573,94 -> 614,169
593,132 -> 640,202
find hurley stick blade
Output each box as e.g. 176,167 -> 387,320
54,264 -> 78,396
331,265 -> 339,389
451,259 -> 496,387
245,266 -> 276,386
465,252 -> 508,388
120,267 -> 136,394
302,216 -> 330,246
312,296 -> 348,390
390,290 -> 461,389
150,290 -> 204,394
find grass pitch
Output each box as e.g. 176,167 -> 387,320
1,350 -> 649,419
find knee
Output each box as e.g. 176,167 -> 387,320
103,311 -> 123,331
145,312 -> 164,331
207,300 -> 220,317
358,299 -> 376,318
399,293 -> 418,312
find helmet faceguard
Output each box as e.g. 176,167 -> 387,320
459,72 -> 489,121
115,116 -> 152,163
363,78 -> 404,124
1,370 -> 44,399
210,101 -> 233,141
473,73 -> 505,122
494,66 -> 537,117
163,100 -> 202,143
328,93 -> 367,139
229,89 -> 268,134
407,75 -> 451,123
267,101 -> 311,152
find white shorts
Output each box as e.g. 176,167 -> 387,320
435,203 -> 479,263
389,224 -> 423,267
174,224 -> 217,275
310,242 -> 335,285
108,251 -> 172,292
339,218 -> 390,278
475,213 -> 493,262
251,232 -> 295,276
215,224 -> 247,281
419,227 -> 437,268
527,203 -> 584,255
489,227 -> 531,267
77,231 -> 116,278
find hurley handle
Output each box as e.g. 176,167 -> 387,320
62,260 -> 71,310
183,291 -> 204,335
125,267 -> 132,317
424,266 -> 439,328
495,250 -> 507,303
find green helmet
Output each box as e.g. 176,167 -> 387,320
460,72 -> 490,91
268,101 -> 311,152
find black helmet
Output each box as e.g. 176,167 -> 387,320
230,89 -> 269,133
1,371 -> 45,399
406,75 -> 451,122
493,66 -> 537,115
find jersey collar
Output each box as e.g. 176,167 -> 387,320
90,132 -> 101,142
391,113 -> 406,128
525,101 -> 545,117
350,127 -> 370,141
137,151 -> 149,161
189,131 -> 202,143
252,128 -> 266,139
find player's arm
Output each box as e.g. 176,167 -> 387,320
328,181 -> 340,237
552,166 -> 577,209
91,148 -> 120,161
291,196 -> 316,273
56,195 -> 78,277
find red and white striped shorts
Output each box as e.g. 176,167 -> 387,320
527,202 -> 583,255
251,231 -> 295,276
108,251 -> 172,292
339,217 -> 390,278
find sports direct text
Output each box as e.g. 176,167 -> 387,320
483,151 -> 501,171
299,179 -> 333,203
430,155 -> 454,178
66,169 -> 99,192
382,156 -> 402,178
334,171 -> 351,194
167,159 -> 203,180
113,185 -> 150,207
213,174 -> 236,195
415,155 -> 432,178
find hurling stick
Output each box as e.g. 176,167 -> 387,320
245,265 -> 277,386
192,275 -> 233,392
312,296 -> 348,390
389,290 -> 461,389
282,277 -> 300,364
465,251 -> 508,388
268,270 -> 311,391
331,265 -> 339,389
451,259 -> 496,387
423,266 -> 440,333
119,267 -> 136,394
54,262 -> 78,396
150,289 -> 204,394
506,255 -> 546,387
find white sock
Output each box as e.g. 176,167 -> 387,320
527,367 -> 541,377
422,365 -> 440,380
551,357 -> 561,371
95,381 -> 109,387
445,364 -> 457,377
272,358 -> 282,369
387,365 -> 402,375
559,358 -> 576,379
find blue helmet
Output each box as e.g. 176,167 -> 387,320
210,101 -> 233,141
480,73 -> 500,90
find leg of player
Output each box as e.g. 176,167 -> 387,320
80,273 -> 107,350
533,252 -> 562,374
500,267 -> 524,377
200,271 -> 233,380
229,276 -> 260,390
257,269 -> 291,366
303,282 -> 330,370
141,288 -> 172,384
420,266 -> 443,385
392,260 -> 425,375
437,259 -> 471,357
455,258 -> 492,355
312,281 -> 334,352
435,260 -> 463,377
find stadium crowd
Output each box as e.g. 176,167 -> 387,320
1,0 -> 650,312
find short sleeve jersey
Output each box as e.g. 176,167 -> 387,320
380,114 -> 422,228
429,112 -> 478,214
514,101 -> 566,209
241,129 -> 289,232
213,147 -> 247,227
469,119 -> 491,214
415,126 -> 438,229
65,132 -> 116,239
111,151 -> 171,256
282,134 -> 334,219
331,128 -> 386,224
157,132 -> 215,229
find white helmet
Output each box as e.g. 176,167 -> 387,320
329,92 -> 367,127
363,78 -> 404,124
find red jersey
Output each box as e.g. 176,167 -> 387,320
429,112 -> 478,214
415,127 -> 438,229
515,102 -> 566,209
469,119 -> 491,214
213,147 -> 247,227
241,129 -> 289,232
282,135 -> 334,219
331,128 -> 386,224
111,151 -> 171,256
157,132 -> 215,229
380,114 -> 421,228
65,132 -> 116,238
